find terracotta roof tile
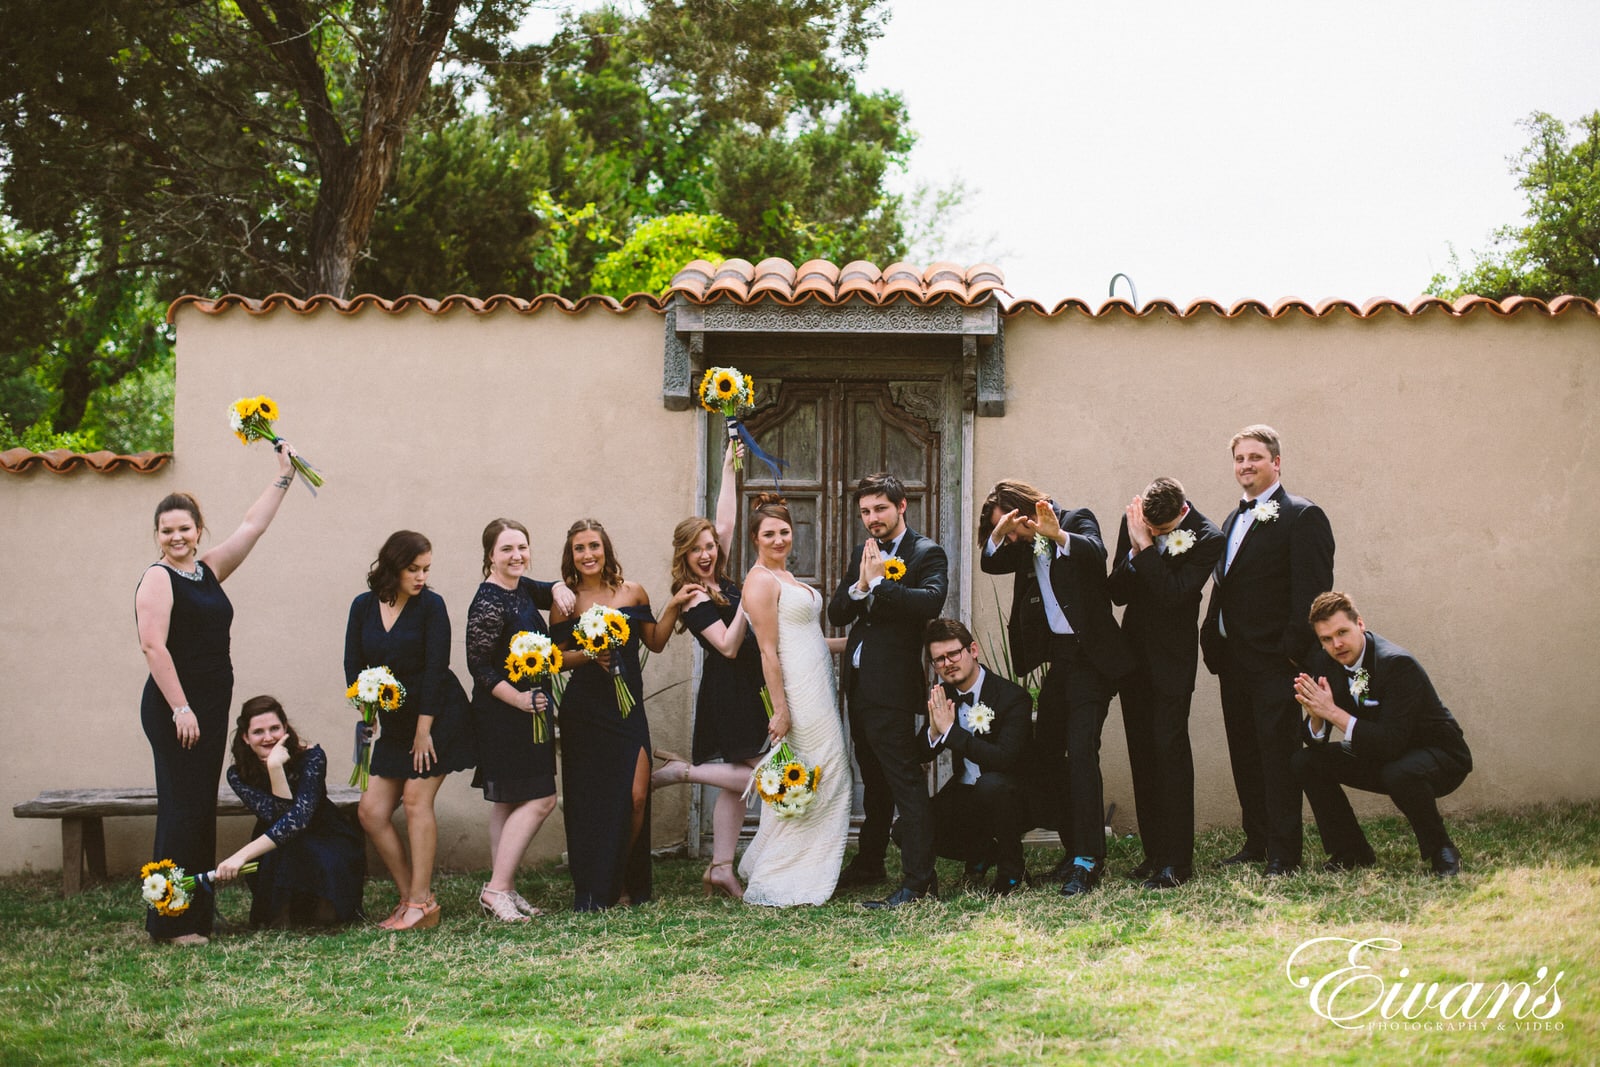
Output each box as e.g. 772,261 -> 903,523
999,294 -> 1599,320
1,448 -> 171,475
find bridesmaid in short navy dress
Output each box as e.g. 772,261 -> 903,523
346,530 -> 473,931
550,519 -> 696,911
219,696 -> 365,926
134,445 -> 296,944
465,518 -> 575,922
650,443 -> 767,899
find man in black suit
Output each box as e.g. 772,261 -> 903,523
1201,424 -> 1335,876
916,618 -> 1034,896
980,479 -> 1134,897
1292,591 -> 1473,877
828,472 -> 949,907
1108,477 -> 1225,889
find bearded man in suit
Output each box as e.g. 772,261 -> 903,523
1200,424 -> 1335,876
1292,591 -> 1473,877
917,618 -> 1034,897
980,479 -> 1134,897
829,472 -> 949,908
1108,476 -> 1225,889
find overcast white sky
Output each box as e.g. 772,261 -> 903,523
527,1 -> 1597,306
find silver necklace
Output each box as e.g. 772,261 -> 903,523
163,561 -> 205,582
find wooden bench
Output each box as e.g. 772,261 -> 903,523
13,785 -> 363,897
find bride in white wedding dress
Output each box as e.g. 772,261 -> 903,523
737,494 -> 851,906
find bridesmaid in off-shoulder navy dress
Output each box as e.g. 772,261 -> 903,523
464,518 -> 575,922
219,696 -> 365,926
549,519 -> 697,911
134,444 -> 297,944
346,530 -> 473,931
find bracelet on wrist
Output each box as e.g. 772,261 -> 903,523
172,705 -> 193,720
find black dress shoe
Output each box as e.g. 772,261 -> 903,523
1430,846 -> 1462,877
1040,856 -> 1080,882
963,859 -> 993,882
990,874 -> 1025,898
1218,848 -> 1266,867
1126,859 -> 1157,882
1060,862 -> 1103,897
1322,851 -> 1377,873
862,878 -> 938,910
837,863 -> 889,889
1263,858 -> 1301,877
1140,865 -> 1193,890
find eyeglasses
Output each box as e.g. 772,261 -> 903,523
929,647 -> 973,666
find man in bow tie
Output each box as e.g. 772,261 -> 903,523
980,479 -> 1134,897
829,473 -> 949,907
1291,591 -> 1473,877
1108,477 -> 1225,889
916,618 -> 1034,896
1200,425 -> 1335,876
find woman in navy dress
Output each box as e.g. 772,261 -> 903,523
346,530 -> 473,931
134,443 -> 296,944
218,696 -> 365,927
651,443 -> 766,898
550,519 -> 696,911
466,518 -> 576,921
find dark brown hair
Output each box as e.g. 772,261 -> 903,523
562,518 -> 623,590
1142,477 -> 1187,527
480,518 -> 530,579
153,492 -> 204,535
1308,590 -> 1360,627
853,472 -> 906,507
749,493 -> 793,543
229,695 -> 307,792
978,479 -> 1048,543
923,617 -> 976,650
368,530 -> 432,604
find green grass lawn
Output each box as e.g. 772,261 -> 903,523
2,803 -> 1595,1066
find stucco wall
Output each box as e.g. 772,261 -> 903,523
2,300 -> 1596,877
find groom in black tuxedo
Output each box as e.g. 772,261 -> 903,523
1292,591 -> 1473,876
1200,424 -> 1334,876
1108,477 -> 1225,889
980,479 -> 1134,897
828,472 -> 949,907
916,618 -> 1034,896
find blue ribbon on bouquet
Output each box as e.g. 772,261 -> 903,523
726,415 -> 788,486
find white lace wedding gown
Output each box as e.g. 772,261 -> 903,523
738,578 -> 850,906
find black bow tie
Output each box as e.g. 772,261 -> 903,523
951,690 -> 975,708
877,539 -> 895,554
1241,498 -> 1258,511
1344,664 -> 1362,676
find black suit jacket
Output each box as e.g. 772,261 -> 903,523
1200,486 -> 1334,675
1301,632 -> 1472,769
916,670 -> 1033,779
979,504 -> 1134,680
1107,503 -> 1225,694
828,527 -> 949,711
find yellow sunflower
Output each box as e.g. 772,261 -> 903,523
697,369 -> 719,412
605,615 -> 630,644
713,370 -> 740,398
232,397 -> 260,419
811,765 -> 823,791
378,683 -> 402,710
882,557 -> 907,582
782,762 -> 806,786
345,681 -> 361,701
254,395 -> 280,421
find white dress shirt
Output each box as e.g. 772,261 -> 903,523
929,667 -> 988,784
985,531 -> 1074,635
848,531 -> 904,667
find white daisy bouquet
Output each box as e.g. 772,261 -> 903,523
572,605 -> 636,715
698,366 -> 756,471
227,394 -> 325,492
506,630 -> 563,742
346,665 -> 406,789
139,858 -> 256,916
742,687 -> 823,818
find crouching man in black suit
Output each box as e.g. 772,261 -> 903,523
1291,591 -> 1473,877
917,618 -> 1034,897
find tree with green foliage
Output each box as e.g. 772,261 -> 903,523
1428,110 -> 1600,301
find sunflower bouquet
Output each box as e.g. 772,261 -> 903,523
506,630 -> 563,742
227,394 -> 325,492
139,858 -> 257,916
572,605 -> 636,716
697,366 -> 756,472
741,686 -> 823,818
347,665 -> 406,789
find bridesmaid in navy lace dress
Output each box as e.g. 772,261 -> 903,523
346,530 -> 473,931
465,519 -> 576,922
218,696 -> 365,926
550,519 -> 696,911
650,444 -> 765,899
134,444 -> 297,945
